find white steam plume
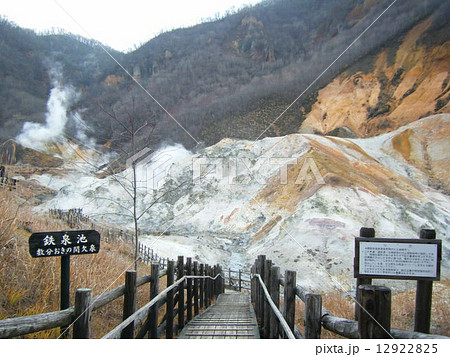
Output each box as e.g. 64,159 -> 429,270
132,143 -> 193,190
16,75 -> 83,151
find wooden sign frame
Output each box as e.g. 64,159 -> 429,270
354,237 -> 441,281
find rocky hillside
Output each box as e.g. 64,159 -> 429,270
25,114 -> 449,290
301,14 -> 450,137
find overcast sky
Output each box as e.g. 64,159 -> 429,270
0,0 -> 263,52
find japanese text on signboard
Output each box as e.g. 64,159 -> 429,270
360,242 -> 437,277
355,238 -> 441,280
29,230 -> 100,258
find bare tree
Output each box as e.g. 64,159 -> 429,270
98,96 -> 155,271
97,96 -> 195,272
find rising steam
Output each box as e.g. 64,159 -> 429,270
16,69 -> 87,151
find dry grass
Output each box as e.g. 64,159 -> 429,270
293,284 -> 450,338
0,186 -> 200,339
0,188 -> 145,338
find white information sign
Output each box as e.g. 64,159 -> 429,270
359,242 -> 438,278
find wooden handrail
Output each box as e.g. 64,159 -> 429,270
0,270 -> 167,338
0,308 -> 74,339
320,312 -> 449,339
254,274 -> 295,339
92,270 -> 165,310
225,269 -> 251,275
252,255 -> 450,340
294,284 -> 307,302
102,274 -> 223,339
4,248 -> 448,341
103,277 -> 187,338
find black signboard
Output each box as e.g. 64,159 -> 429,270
29,230 -> 100,258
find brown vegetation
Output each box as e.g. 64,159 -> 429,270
293,284 -> 450,338
0,188 -> 143,338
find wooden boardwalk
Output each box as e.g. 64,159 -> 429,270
178,292 -> 260,339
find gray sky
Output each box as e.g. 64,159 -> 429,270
0,0 -> 262,52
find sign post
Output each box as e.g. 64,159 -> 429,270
29,230 -> 100,337
414,229 -> 436,334
60,255 -> 70,338
61,256 -> 70,310
354,230 -> 441,335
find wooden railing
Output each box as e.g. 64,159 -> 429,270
103,272 -> 224,338
224,268 -> 251,291
0,165 -> 17,190
138,242 -> 168,268
0,256 -> 225,339
253,273 -> 295,339
49,208 -> 137,243
2,251 -> 448,339
250,255 -> 448,339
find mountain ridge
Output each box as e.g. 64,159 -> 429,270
0,0 -> 448,150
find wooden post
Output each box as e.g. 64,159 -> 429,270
283,270 -> 296,335
414,229 -> 436,333
358,285 -> 391,338
193,261 -> 199,316
305,294 -> 322,339
73,289 -> 92,339
60,255 -> 70,338
210,264 -> 213,298
355,227 -> 375,321
239,270 -> 242,292
204,264 -> 210,307
218,265 -> 222,295
186,257 -> 192,322
269,266 -> 280,339
149,264 -> 159,338
251,265 -> 256,304
255,260 -> 261,319
199,263 -> 204,308
121,270 -> 137,338
209,265 -> 214,302
217,264 -> 225,296
166,260 -> 174,339
263,260 -> 272,338
207,265 -> 212,304
220,265 -> 225,294
256,255 -> 266,325
177,256 -> 185,331
213,265 -> 218,297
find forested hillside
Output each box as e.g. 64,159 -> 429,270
0,0 -> 448,151
0,17 -> 120,139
